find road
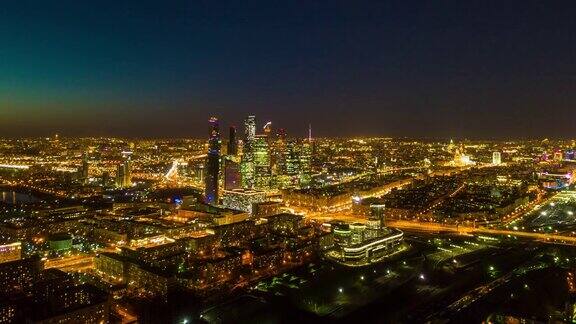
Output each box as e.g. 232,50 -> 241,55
44,254 -> 94,272
387,220 -> 576,245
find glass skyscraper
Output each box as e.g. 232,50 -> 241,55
204,117 -> 221,204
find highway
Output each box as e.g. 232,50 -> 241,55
305,208 -> 576,245
387,220 -> 576,245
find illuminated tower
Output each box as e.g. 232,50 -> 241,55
241,116 -> 256,189
123,157 -> 132,187
285,140 -> 300,177
365,204 -> 386,239
204,117 -> 221,204
299,139 -> 312,187
224,158 -> 241,190
253,135 -> 271,190
81,153 -> 89,185
492,151 -> 502,165
115,166 -> 124,188
272,128 -> 287,173
116,153 -> 132,188
245,115 -> 256,142
371,204 -> 386,229
227,126 -> 238,156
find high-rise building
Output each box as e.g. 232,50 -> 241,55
370,204 -> 386,229
115,154 -> 132,188
245,116 -> 256,141
241,116 -> 257,189
365,204 -> 386,240
193,163 -> 204,183
204,117 -> 221,204
299,140 -> 312,187
227,126 -> 238,156
80,153 -> 89,184
115,165 -> 123,188
270,128 -> 287,188
224,158 -> 241,190
272,128 -> 287,171
285,140 -> 300,176
253,135 -> 271,190
492,151 -> 502,165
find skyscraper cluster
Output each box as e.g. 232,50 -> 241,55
203,115 -> 314,204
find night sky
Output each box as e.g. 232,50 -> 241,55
1,1 -> 576,139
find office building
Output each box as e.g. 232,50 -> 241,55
80,153 -> 89,184
222,189 -> 267,215
116,154 -> 132,188
241,116 -> 257,189
492,151 -> 502,165
245,115 -> 256,142
205,117 -> 221,204
299,140 -> 312,187
253,135 -> 271,190
227,126 -> 238,156
224,157 -> 242,190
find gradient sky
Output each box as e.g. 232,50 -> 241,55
1,0 -> 576,139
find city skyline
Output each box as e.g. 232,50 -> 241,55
2,1 -> 576,138
4,1 -> 576,322
2,128 -> 576,322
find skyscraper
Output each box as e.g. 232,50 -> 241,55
365,204 -> 386,240
224,158 -> 241,190
204,117 -> 221,204
241,116 -> 257,189
492,151 -> 502,165
370,204 -> 386,229
271,128 -> 287,175
115,155 -> 132,188
253,135 -> 271,190
299,139 -> 312,187
227,126 -> 237,156
245,116 -> 256,142
80,153 -> 89,185
285,140 -> 300,177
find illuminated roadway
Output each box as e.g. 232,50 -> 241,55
305,210 -> 576,245
44,254 -> 94,272
386,220 -> 576,245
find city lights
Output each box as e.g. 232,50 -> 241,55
1,1 -> 575,321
